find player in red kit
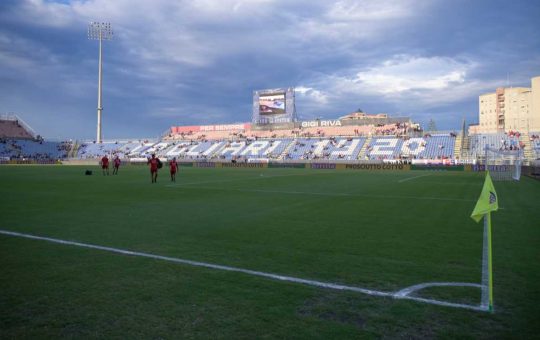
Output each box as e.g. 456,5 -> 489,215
100,155 -> 109,176
113,155 -> 121,175
147,153 -> 159,183
169,157 -> 178,182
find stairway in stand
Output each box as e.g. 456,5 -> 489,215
520,132 -> 534,161
278,139 -> 296,160
462,134 -> 472,158
453,134 -> 462,159
357,136 -> 372,160
68,141 -> 80,158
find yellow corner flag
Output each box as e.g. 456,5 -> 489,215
471,171 -> 498,223
471,171 -> 498,312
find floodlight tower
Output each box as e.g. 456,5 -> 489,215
88,22 -> 113,143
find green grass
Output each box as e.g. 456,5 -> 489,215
0,165 -> 539,338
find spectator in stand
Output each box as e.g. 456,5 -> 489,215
113,155 -> 121,175
100,154 -> 109,176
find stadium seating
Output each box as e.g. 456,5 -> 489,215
238,139 -> 292,159
152,137 -> 368,161
365,137 -> 405,160
167,122 -> 417,141
366,135 -> 455,160
470,133 -> 521,157
77,141 -> 131,159
61,131 -> 540,163
164,140 -> 220,159
0,139 -> 70,159
418,135 -> 455,159
94,135 -> 458,162
212,139 -> 292,160
285,138 -> 365,160
154,139 -> 294,160
170,129 -> 248,141
76,140 -> 173,159
116,142 -> 145,157
530,133 -> 540,159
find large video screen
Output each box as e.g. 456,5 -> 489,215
259,93 -> 286,115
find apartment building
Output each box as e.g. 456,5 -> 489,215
472,76 -> 540,133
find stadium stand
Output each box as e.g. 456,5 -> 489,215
235,139 -> 292,160
0,113 -> 38,139
76,140 -> 158,159
70,129 -> 540,163
365,137 -> 405,160
0,114 -> 71,161
5,110 -> 540,164
62,126 -> 540,164
72,128 -> 461,162
207,139 -> 292,160
0,120 -> 34,139
3,112 -> 527,164
164,140 -> 218,159
77,141 -> 128,159
166,122 -> 413,141
285,138 -> 365,160
470,132 -> 522,157
530,133 -> 540,159
0,139 -> 70,160
365,135 -> 456,160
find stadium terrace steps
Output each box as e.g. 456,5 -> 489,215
358,136 -> 372,160
278,139 -> 297,160
462,134 -> 470,153
454,134 -> 462,159
68,141 -> 80,158
358,136 -> 372,159
520,132 -> 534,160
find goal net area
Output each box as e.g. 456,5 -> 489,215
484,146 -> 523,181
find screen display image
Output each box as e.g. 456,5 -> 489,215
259,94 -> 286,115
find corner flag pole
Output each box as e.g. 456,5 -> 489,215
485,212 -> 494,311
472,171 -> 498,312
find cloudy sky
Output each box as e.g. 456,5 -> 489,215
1,0 -> 539,139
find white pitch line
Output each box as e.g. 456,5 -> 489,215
0,229 -> 487,312
395,282 -> 482,297
398,174 -> 432,183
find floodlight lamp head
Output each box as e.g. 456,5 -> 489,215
88,22 -> 113,41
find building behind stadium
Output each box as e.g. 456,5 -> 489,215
470,76 -> 540,133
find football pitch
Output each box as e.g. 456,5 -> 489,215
1,165 -> 539,338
